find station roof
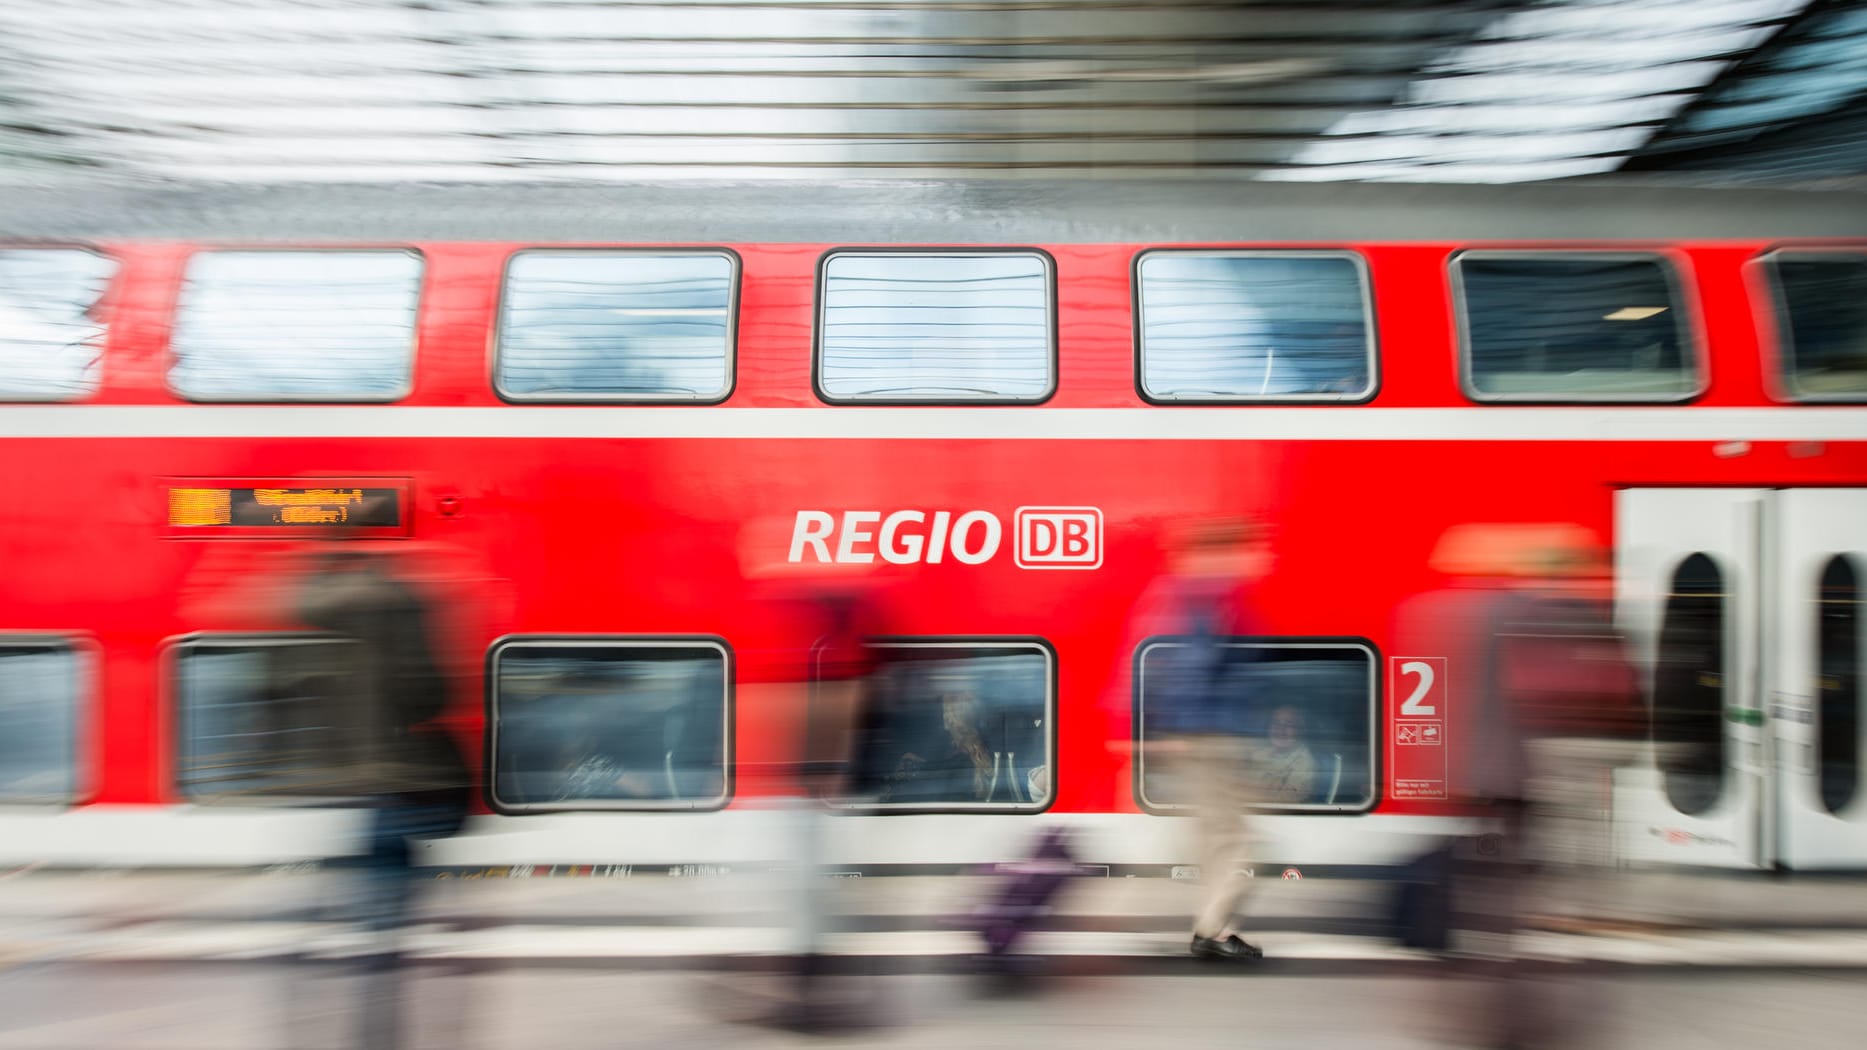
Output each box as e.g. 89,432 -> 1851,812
0,0 -> 1861,186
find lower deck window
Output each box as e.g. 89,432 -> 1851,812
490,638 -> 729,811
0,640 -> 82,803
1134,639 -> 1376,812
843,639 -> 1054,810
176,636 -> 365,800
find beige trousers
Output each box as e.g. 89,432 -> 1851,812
1166,735 -> 1260,940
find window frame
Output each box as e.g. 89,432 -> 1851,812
1131,635 -> 1380,816
1450,249 -> 1704,405
0,633 -> 93,806
0,244 -> 119,405
826,635 -> 1057,815
812,247 -> 1059,406
1132,248 -> 1380,405
485,634 -> 734,815
166,247 -> 425,405
492,247 -> 741,405
168,632 -> 370,805
1756,247 -> 1867,405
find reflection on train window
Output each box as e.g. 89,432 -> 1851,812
497,251 -> 735,402
1137,252 -> 1373,401
1454,253 -> 1696,401
1818,555 -> 1860,815
176,637 -> 366,801
169,251 -> 422,401
1767,253 -> 1867,401
1134,639 -> 1375,812
0,249 -> 115,402
843,640 -> 1053,810
1654,553 -> 1725,817
816,252 -> 1053,403
0,641 -> 82,803
490,639 -> 729,811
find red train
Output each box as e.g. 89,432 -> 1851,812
2,181 -> 1865,873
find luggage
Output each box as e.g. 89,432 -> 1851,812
1390,839 -> 1454,952
968,826 -> 1082,956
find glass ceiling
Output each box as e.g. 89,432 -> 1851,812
0,0 -> 1859,184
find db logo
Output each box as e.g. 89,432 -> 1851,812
1014,506 -> 1103,570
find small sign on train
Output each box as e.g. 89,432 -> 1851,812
1389,656 -> 1449,800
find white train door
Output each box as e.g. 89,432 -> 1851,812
1770,490 -> 1867,870
1613,489 -> 1767,869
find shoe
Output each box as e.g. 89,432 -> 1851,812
1190,933 -> 1263,960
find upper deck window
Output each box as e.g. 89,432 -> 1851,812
0,249 -> 116,402
1137,251 -> 1374,402
0,639 -> 83,803
816,251 -> 1054,403
1765,252 -> 1867,401
169,251 -> 422,402
496,251 -> 736,402
1453,252 -> 1697,402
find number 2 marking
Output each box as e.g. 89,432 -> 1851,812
1400,661 -> 1436,716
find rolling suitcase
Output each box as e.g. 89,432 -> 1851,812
968,826 -> 1082,956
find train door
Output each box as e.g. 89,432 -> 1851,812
1771,490 -> 1867,870
1613,489 -> 1767,869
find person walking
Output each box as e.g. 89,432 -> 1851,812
295,545 -> 470,1050
1136,517 -> 1274,961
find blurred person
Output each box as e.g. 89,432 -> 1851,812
292,535 -> 471,1050
1391,524 -> 1539,1047
1506,537 -> 1643,931
1133,516 -> 1273,961
1245,704 -> 1321,805
734,516 -> 891,1033
1394,523 -> 1635,1049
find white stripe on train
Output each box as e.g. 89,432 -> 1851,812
5,405 -> 1867,442
0,808 -> 1474,870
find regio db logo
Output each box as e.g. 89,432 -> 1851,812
1013,506 -> 1103,569
787,506 -> 1102,570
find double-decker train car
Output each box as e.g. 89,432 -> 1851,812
2,180 -> 1865,875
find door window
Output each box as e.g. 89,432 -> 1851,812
1818,554 -> 1861,815
1654,552 -> 1726,816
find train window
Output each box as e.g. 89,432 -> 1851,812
496,251 -> 736,402
1136,251 -> 1374,402
1766,252 -> 1867,401
1133,639 -> 1376,813
0,640 -> 83,803
842,639 -> 1054,811
816,251 -> 1054,403
175,636 -> 370,801
168,251 -> 422,401
1818,555 -> 1860,815
489,638 -> 730,812
0,249 -> 116,402
1654,553 -> 1725,817
1453,252 -> 1697,402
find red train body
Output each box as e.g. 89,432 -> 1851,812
3,182 -> 1865,873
